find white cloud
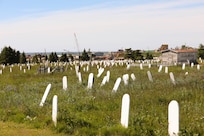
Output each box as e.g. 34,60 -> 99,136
0,0 -> 204,52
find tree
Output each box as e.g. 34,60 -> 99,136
132,50 -> 144,60
198,43 -> 204,59
0,46 -> 21,65
49,52 -> 58,62
20,52 -> 27,64
32,55 -> 39,63
124,48 -> 133,59
60,53 -> 68,62
146,52 -> 153,60
81,49 -> 90,61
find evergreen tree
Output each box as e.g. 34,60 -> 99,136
20,52 -> 27,64
198,44 -> 204,59
49,52 -> 58,62
81,49 -> 90,61
0,46 -> 21,65
146,52 -> 153,60
32,55 -> 39,63
60,53 -> 68,62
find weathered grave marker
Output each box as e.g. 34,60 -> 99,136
122,74 -> 129,85
106,70 -> 110,83
182,63 -> 185,70
121,94 -> 130,128
97,68 -> 104,78
168,100 -> 179,136
147,71 -> 153,82
112,77 -> 121,92
140,63 -> 143,70
62,76 -> 68,90
158,65 -> 163,72
126,64 -> 130,70
165,66 -> 168,74
100,76 -> 107,87
197,64 -> 200,70
148,63 -> 151,69
130,73 -> 136,81
191,62 -> 194,68
169,72 -> 176,85
52,95 -> 58,127
78,72 -> 82,83
87,73 -> 94,89
39,84 -> 51,107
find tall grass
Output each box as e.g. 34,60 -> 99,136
0,62 -> 204,135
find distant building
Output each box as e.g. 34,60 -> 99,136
160,49 -> 198,65
158,44 -> 168,51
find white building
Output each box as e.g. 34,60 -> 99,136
160,49 -> 197,65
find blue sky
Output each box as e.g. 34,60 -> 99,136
0,0 -> 204,52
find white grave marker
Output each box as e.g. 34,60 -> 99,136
39,84 -> 51,107
169,72 -> 176,85
112,77 -> 121,93
62,76 -> 68,90
122,74 -> 129,85
168,100 -> 179,136
87,73 -> 94,89
147,71 -> 153,82
197,64 -> 200,70
48,67 -> 51,73
130,73 -> 136,81
191,62 -> 194,68
148,63 -> 151,69
182,63 -> 185,70
165,66 -> 168,74
52,95 -> 58,127
78,72 -> 82,83
140,63 -> 143,70
126,64 -> 130,70
106,71 -> 110,83
121,94 -> 130,128
100,76 -> 107,87
97,68 -> 104,78
10,67 -> 12,73
158,65 -> 163,72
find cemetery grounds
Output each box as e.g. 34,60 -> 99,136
0,61 -> 204,135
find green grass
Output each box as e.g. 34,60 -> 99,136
0,62 -> 204,135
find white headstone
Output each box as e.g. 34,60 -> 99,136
48,67 -> 50,73
62,76 -> 68,90
100,76 -> 107,87
112,77 -> 121,93
87,73 -> 94,89
122,74 -> 129,85
158,65 -> 163,72
24,69 -> 26,73
121,94 -> 130,128
130,73 -> 136,81
191,62 -> 194,68
39,84 -> 51,107
10,67 -> 12,73
126,64 -> 130,70
182,63 -> 185,70
97,68 -> 104,78
148,63 -> 151,69
169,72 -> 176,85
197,64 -> 200,70
106,71 -> 110,83
168,100 -> 179,136
78,72 -> 82,83
20,66 -> 22,71
147,71 -> 153,82
52,95 -> 58,127
0,69 -> 2,74
165,66 -> 168,74
140,63 -> 143,70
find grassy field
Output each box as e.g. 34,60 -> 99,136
0,62 -> 204,135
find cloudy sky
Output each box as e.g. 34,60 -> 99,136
0,0 -> 204,52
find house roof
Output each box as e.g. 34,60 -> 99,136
161,49 -> 197,53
